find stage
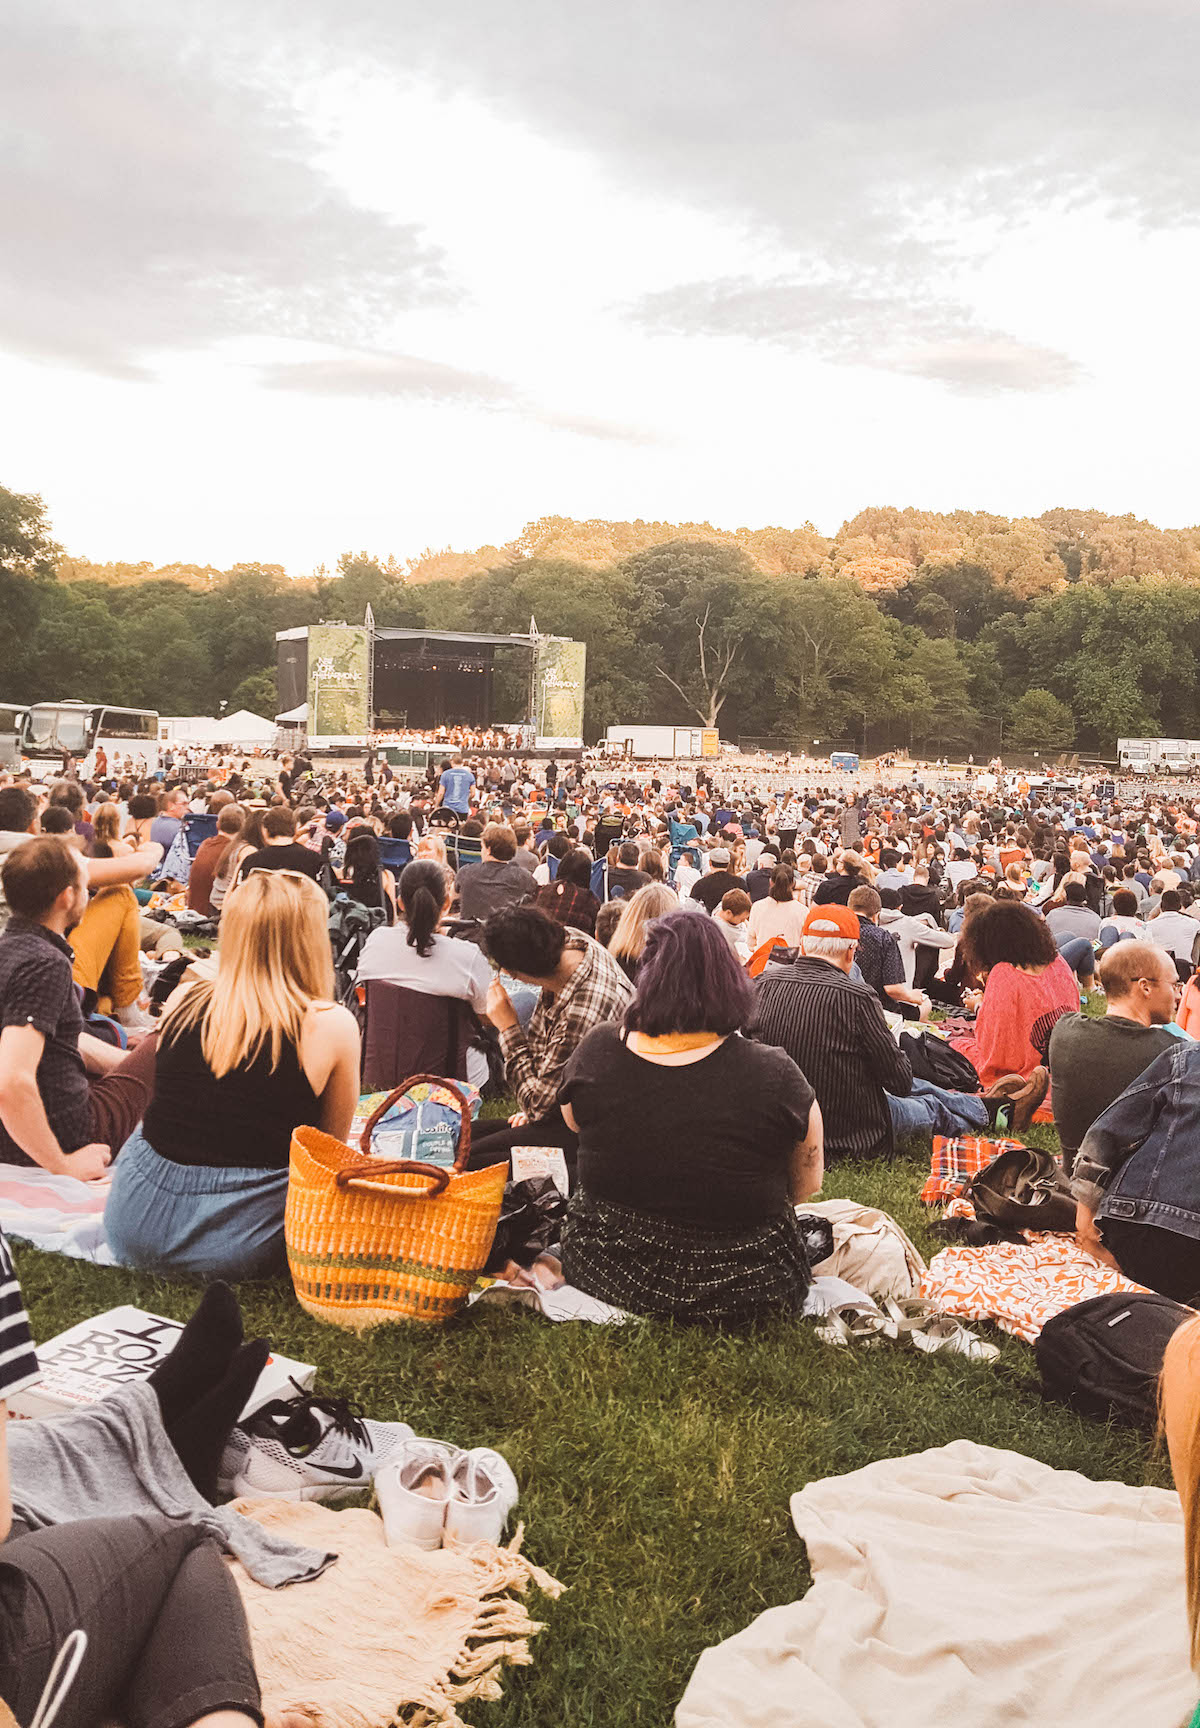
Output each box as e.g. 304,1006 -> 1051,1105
277,621 -> 587,749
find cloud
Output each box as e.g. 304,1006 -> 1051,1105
257,346 -> 657,441
259,351 -> 514,404
633,275 -> 1086,395
0,3 -> 450,376
7,0 -> 1196,398
290,0 -> 1196,390
897,337 -> 1086,396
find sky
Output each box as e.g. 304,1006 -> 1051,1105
3,0 -> 1199,573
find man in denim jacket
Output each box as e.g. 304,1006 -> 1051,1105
1072,1034 -> 1200,1303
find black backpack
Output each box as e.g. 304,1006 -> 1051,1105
898,1030 -> 981,1094
1036,1292 -> 1192,1428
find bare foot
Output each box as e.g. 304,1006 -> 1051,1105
266,1710 -> 318,1728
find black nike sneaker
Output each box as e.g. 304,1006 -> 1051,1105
218,1389 -> 414,1503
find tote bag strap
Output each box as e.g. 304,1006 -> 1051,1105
360,1072 -> 475,1171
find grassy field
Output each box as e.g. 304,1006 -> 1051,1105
12,1129 -> 1164,1728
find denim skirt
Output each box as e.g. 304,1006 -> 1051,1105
105,1128 -> 290,1280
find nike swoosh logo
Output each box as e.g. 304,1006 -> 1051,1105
307,1458 -> 366,1480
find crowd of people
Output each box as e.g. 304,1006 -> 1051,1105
5,741 -> 1200,1720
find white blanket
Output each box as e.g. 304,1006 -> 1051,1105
676,1440 -> 1194,1728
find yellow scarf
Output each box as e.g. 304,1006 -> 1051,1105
629,1031 -> 721,1054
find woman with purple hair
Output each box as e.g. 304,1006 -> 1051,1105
558,910 -> 824,1324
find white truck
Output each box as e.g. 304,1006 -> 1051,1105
1117,737 -> 1200,775
603,724 -> 713,758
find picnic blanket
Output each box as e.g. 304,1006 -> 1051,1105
235,1499 -> 563,1728
0,1164 -> 113,1262
676,1439 -> 1193,1728
918,1134 -> 1025,1206
920,1233 -> 1150,1343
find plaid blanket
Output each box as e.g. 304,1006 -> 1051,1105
919,1135 -> 1026,1206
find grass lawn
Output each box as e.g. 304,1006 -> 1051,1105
12,1123 -> 1164,1728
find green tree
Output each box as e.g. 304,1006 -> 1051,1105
230,668 -> 278,716
620,541 -> 768,729
1007,688 -> 1076,751
1,484 -> 61,693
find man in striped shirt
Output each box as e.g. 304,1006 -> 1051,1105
754,905 -> 992,1161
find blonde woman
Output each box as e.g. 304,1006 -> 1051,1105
607,882 -> 679,982
1163,1316 -> 1200,1718
105,871 -> 360,1279
89,800 -> 131,857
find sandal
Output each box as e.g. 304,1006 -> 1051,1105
881,1297 -> 999,1363
814,1303 -> 896,1348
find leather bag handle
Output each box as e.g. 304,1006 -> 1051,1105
334,1158 -> 451,1199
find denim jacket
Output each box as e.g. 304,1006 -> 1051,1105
1072,1041 -> 1200,1241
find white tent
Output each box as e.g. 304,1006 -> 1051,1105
207,709 -> 278,747
275,702 -> 308,724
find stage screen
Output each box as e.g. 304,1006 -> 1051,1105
306,624 -> 371,743
535,638 -> 587,747
276,632 -> 307,714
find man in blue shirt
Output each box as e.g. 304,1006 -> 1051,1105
437,755 -> 476,817
150,787 -> 188,851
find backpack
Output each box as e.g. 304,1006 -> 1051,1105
1036,1291 -> 1192,1428
898,1030 -> 982,1093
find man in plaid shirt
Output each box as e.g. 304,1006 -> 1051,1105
469,906 -> 634,1175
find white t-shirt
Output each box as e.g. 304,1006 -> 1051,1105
747,896 -> 807,950
1148,912 -> 1200,965
357,927 -> 492,1087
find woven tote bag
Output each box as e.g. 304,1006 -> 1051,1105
286,1074 -> 507,1329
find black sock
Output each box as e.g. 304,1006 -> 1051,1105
169,1337 -> 270,1504
149,1282 -> 244,1431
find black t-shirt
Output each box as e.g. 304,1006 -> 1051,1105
690,869 -> 746,912
0,919 -> 91,1164
237,843 -> 324,882
560,1026 -> 815,1228
607,865 -> 650,897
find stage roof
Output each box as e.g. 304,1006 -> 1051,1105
373,628 -> 534,649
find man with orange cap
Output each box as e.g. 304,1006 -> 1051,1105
753,903 -> 1017,1161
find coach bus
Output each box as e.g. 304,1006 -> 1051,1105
19,700 -> 160,779
0,702 -> 27,770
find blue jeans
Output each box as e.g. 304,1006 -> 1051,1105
887,1078 -> 990,1141
1056,935 -> 1096,982
105,1127 -> 289,1279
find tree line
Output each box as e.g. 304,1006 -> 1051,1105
5,485 -> 1199,755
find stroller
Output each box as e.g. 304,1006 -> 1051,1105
327,893 -> 387,1010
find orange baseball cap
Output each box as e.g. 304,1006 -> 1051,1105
801,904 -> 860,940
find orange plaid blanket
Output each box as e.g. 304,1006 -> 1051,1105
919,1136 -> 1026,1206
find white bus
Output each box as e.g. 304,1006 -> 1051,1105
20,700 -> 160,780
0,702 -> 27,770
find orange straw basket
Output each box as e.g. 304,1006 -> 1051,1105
285,1075 -> 506,1329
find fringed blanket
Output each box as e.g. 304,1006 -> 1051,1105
235,1499 -> 563,1728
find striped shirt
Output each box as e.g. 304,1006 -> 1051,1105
754,956 -> 912,1161
0,1228 -> 38,1400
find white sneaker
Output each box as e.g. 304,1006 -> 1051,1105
218,1393 -> 413,1504
444,1447 -> 520,1548
374,1439 -> 460,1550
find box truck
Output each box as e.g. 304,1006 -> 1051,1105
604,724 -> 716,758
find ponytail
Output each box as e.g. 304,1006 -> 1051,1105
400,859 -> 448,958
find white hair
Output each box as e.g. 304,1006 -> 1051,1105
802,935 -> 857,960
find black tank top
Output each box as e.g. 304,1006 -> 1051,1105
144,1019 -> 321,1169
